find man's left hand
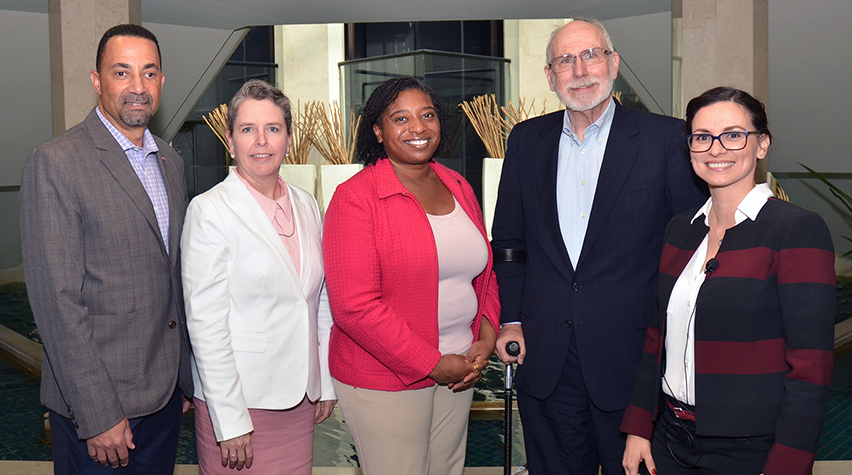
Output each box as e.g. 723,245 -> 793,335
86,418 -> 135,468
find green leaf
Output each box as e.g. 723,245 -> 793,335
801,163 -> 852,205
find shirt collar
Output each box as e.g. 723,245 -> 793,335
234,167 -> 291,222
691,183 -> 774,225
561,96 -> 616,143
96,105 -> 159,155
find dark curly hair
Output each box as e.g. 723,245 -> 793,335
356,77 -> 451,165
685,86 -> 772,142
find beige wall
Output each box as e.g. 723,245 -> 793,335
275,24 -> 345,168
0,10 -> 241,273
504,19 -> 568,115
275,24 -> 344,105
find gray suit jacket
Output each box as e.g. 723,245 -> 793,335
20,108 -> 193,439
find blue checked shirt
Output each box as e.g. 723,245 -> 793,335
96,106 -> 171,254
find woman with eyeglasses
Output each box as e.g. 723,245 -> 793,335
621,87 -> 835,475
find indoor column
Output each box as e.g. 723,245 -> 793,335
673,0 -> 768,180
49,0 -> 141,135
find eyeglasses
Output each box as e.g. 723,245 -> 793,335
547,48 -> 612,73
685,131 -> 760,153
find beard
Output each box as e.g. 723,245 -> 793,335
555,67 -> 615,112
118,92 -> 155,127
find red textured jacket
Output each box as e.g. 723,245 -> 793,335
323,158 -> 500,391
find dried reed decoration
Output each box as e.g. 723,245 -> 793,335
460,95 -> 550,159
307,101 -> 361,165
203,104 -> 231,163
500,97 -> 548,138
460,94 -> 505,159
288,100 -> 316,165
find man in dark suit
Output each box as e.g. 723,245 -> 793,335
492,19 -> 707,474
20,24 -> 192,474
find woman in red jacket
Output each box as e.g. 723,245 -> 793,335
323,77 -> 500,475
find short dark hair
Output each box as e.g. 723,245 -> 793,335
356,77 -> 451,165
96,24 -> 161,73
227,79 -> 292,134
685,86 -> 772,142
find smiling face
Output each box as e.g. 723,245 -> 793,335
546,21 -> 619,113
373,88 -> 441,169
227,98 -> 291,186
90,35 -> 164,138
690,101 -> 770,198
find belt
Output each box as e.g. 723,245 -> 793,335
666,397 -> 696,422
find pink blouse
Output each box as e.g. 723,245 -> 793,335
234,168 -> 301,275
426,197 -> 488,355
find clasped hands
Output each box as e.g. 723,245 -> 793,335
429,339 -> 492,391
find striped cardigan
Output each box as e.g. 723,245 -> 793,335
621,198 -> 835,475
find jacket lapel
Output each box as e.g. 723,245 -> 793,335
86,109 -> 168,259
290,184 -> 316,290
155,139 -> 184,267
575,103 -> 639,270
223,173 -> 305,297
534,112 -> 576,274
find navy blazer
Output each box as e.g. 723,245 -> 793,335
492,102 -> 708,410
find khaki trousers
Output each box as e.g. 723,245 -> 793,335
333,379 -> 474,475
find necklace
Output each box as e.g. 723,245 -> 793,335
275,198 -> 296,238
709,224 -> 724,247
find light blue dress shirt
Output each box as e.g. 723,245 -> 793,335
96,106 -> 171,253
556,97 -> 616,269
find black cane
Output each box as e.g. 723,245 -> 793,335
504,341 -> 521,475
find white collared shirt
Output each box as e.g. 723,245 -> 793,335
663,183 -> 774,405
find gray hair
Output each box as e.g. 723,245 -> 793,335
227,79 -> 292,134
545,18 -> 615,64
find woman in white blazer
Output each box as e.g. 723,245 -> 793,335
181,80 -> 335,474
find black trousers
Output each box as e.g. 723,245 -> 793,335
50,388 -> 182,475
650,404 -> 774,475
517,331 -> 626,475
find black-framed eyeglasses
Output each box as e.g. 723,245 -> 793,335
547,47 -> 612,73
686,131 -> 759,153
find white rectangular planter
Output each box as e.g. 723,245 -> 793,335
482,157 -> 504,240
279,164 -> 318,198
320,164 -> 363,214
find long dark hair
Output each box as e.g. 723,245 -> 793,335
356,77 -> 451,165
685,87 -> 772,141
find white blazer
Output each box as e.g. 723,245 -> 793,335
181,172 -> 335,442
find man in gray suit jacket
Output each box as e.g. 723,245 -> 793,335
20,24 -> 192,474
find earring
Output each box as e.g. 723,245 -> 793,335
230,153 -> 235,158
